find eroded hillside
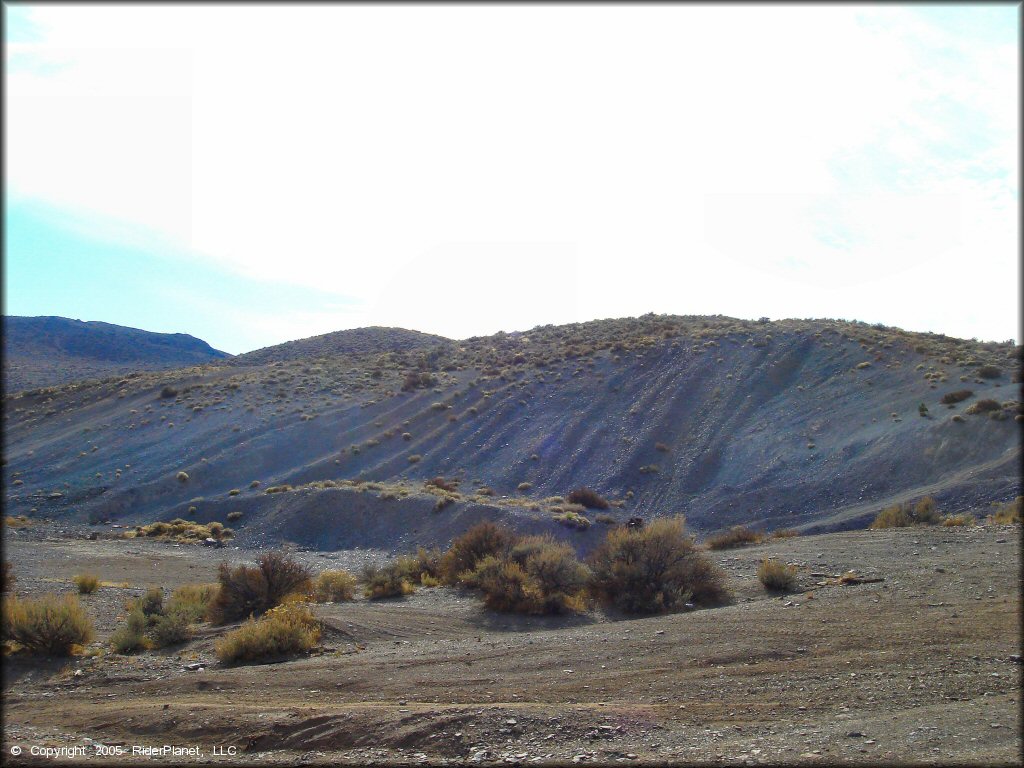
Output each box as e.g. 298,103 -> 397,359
3,315 -> 1020,546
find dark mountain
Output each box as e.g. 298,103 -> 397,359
3,314 -> 1020,548
2,316 -> 229,393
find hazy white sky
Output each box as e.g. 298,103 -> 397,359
4,4 -> 1019,352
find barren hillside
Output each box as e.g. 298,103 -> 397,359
3,315 -> 1020,544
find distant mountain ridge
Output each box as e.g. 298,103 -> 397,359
3,315 -> 229,392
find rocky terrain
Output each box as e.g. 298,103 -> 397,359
2,521 -> 1020,765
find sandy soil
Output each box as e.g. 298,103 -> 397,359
2,524 -> 1020,766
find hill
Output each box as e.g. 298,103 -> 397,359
2,316 -> 230,393
2,314 -> 1020,543
232,326 -> 451,366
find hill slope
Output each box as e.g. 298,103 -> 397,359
2,316 -> 230,392
2,315 -> 1020,546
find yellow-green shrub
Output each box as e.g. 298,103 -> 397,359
4,594 -> 94,655
757,558 -> 797,592
214,602 -> 320,664
312,570 -> 357,603
73,573 -> 100,594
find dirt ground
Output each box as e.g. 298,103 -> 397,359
2,523 -> 1020,766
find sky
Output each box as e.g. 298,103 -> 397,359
3,4 -> 1019,354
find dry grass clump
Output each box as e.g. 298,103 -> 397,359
566,487 -> 610,510
392,547 -> 443,586
264,484 -> 293,494
215,602 -> 320,664
439,522 -> 516,584
3,594 -> 94,655
73,573 -> 100,594
870,496 -> 940,528
705,525 -> 764,550
227,511 -> 243,522
589,516 -> 730,613
988,497 -> 1023,524
941,513 -> 976,527
977,365 -> 1002,379
176,471 -> 189,483
516,482 -> 533,492
769,528 -> 800,540
964,398 -> 1001,415
464,535 -> 590,615
554,510 -> 592,530
208,552 -> 312,623
312,570 -> 357,603
757,558 -> 798,592
940,389 -> 973,404
425,476 -> 459,492
360,562 -> 415,599
167,583 -> 218,622
127,519 -> 233,543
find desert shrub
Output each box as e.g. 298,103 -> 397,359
554,510 -> 591,530
638,464 -> 659,474
131,587 -> 164,619
361,563 -> 414,599
517,482 -> 533,492
312,570 -> 357,602
769,528 -> 800,540
264,484 -> 293,494
589,517 -> 730,613
149,610 -> 193,647
426,476 -> 459,492
110,610 -> 149,654
757,558 -> 798,592
215,602 -> 320,664
176,471 -> 190,483
595,513 -> 617,525
439,522 -> 516,584
941,513 -> 976,527
130,519 -> 233,543
394,548 -> 443,585
160,385 -> 178,399
227,511 -> 243,522
430,402 -> 447,411
4,594 -> 94,655
73,573 -> 100,594
705,525 -> 763,550
940,390 -> 973,404
566,487 -> 610,510
989,497 -> 1023,524
208,551 -> 312,624
870,504 -> 912,528
2,562 -> 13,592
408,454 -> 422,464
965,398 -> 1001,415
978,365 -> 1002,379
913,496 -> 940,524
167,584 -> 217,622
467,536 -> 590,614
655,442 -> 671,452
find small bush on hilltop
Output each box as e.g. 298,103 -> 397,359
208,551 -> 312,624
3,594 -> 94,656
215,602 -> 320,664
566,487 -> 610,510
705,525 -> 763,550
757,558 -> 798,592
589,516 -> 730,613
439,522 -> 516,584
312,570 -> 357,603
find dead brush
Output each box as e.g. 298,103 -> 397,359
705,525 -> 764,550
757,558 -> 798,592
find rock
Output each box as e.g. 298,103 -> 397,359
185,663 -> 204,671
846,731 -> 864,738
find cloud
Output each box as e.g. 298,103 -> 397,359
4,4 -> 1018,343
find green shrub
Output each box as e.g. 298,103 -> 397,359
167,583 -> 218,622
208,551 -> 312,624
361,563 -> 414,599
705,525 -> 763,550
312,570 -> 357,602
757,558 -> 797,592
73,573 -> 100,594
110,610 -> 149,654
149,610 -> 193,647
566,487 -> 610,510
3,594 -> 95,655
589,517 -> 730,613
215,602 -> 320,664
439,522 -> 515,584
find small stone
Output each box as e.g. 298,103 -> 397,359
846,731 -> 864,738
